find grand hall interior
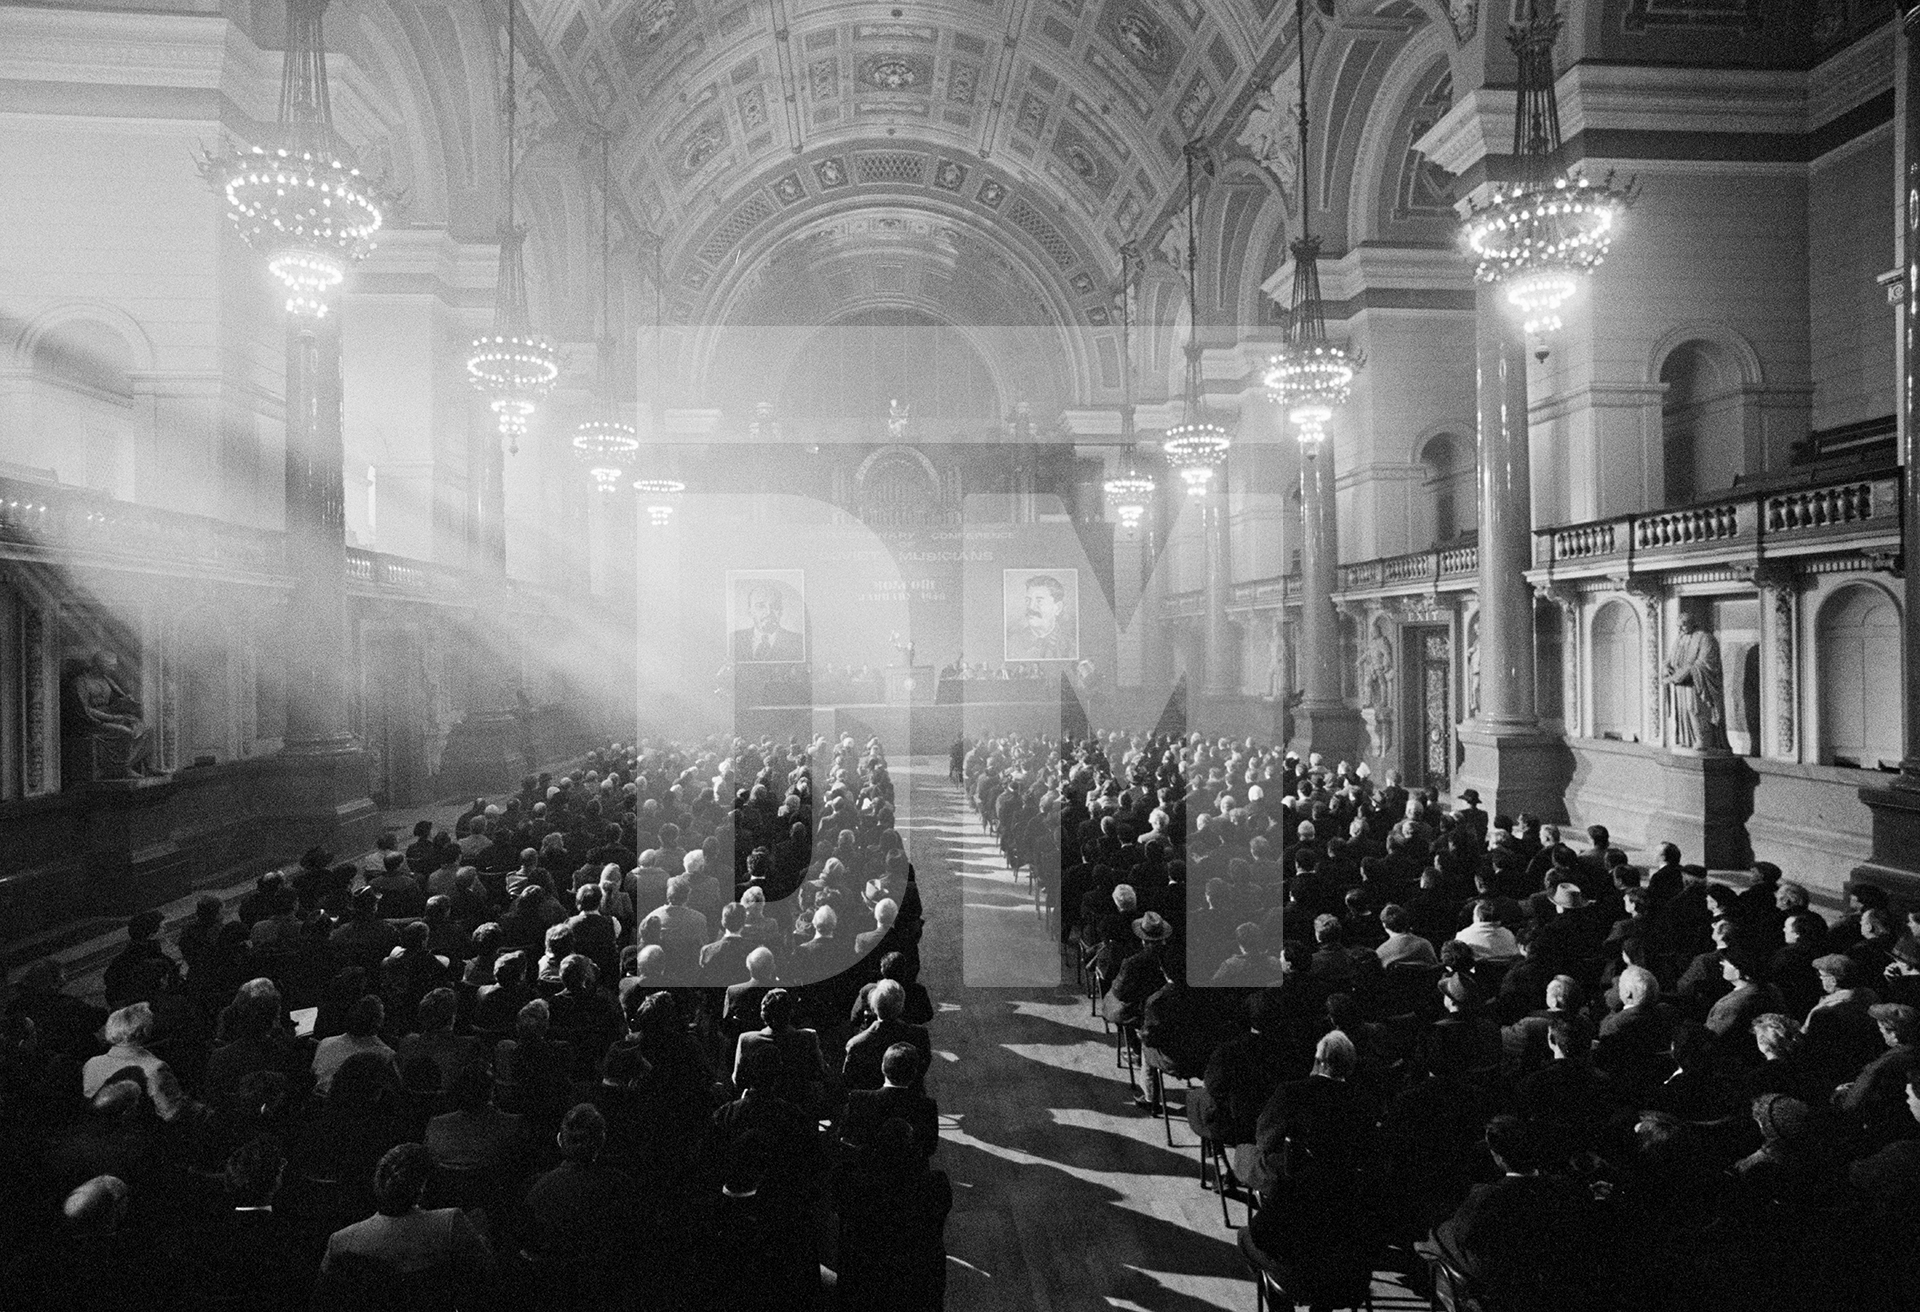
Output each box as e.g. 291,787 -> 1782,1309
3,0 -> 1920,1308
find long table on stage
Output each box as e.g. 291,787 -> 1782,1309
735,698 -> 1087,753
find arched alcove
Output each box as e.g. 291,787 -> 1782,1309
1816,583 -> 1903,768
1590,599 -> 1643,741
19,313 -> 144,495
1656,334 -> 1756,507
1417,431 -> 1472,546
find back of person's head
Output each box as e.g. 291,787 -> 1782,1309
721,902 -> 745,933
544,923 -> 575,957
666,875 -> 692,905
516,997 -> 551,1042
62,1175 -> 129,1234
812,905 -> 838,935
90,1072 -> 147,1118
1547,1018 -> 1590,1059
371,1143 -> 432,1216
558,1103 -> 607,1164
577,883 -> 603,913
1587,824 -> 1610,848
1312,913 -> 1341,945
874,897 -> 898,928
761,988 -> 794,1030
560,954 -> 596,993
1617,964 -> 1660,1007
1313,1030 -> 1357,1080
1472,899 -> 1498,925
398,921 -> 428,953
1545,975 -> 1581,1011
1752,1012 -> 1801,1060
1380,904 -> 1410,934
1484,1115 -> 1537,1172
493,948 -> 529,988
103,1001 -> 155,1048
344,994 -> 384,1039
880,1041 -> 922,1086
744,946 -> 776,983
1659,842 -> 1681,865
871,978 -> 906,1021
416,987 -> 457,1033
223,1135 -> 285,1207
879,950 -> 914,983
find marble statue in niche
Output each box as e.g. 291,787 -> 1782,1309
1663,610 -> 1729,752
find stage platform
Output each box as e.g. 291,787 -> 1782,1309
736,700 -> 1086,754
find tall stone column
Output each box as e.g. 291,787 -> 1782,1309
283,316 -> 354,753
1857,3 -> 1920,888
439,420 -> 526,793
1455,282 -> 1569,816
273,313 -> 375,843
1288,435 -> 1365,760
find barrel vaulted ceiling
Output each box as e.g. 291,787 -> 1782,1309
408,0 -> 1474,408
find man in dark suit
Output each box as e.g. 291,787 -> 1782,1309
1422,1116 -> 1593,1303
837,1042 -> 940,1159
700,903 -> 756,986
843,978 -> 932,1091
732,581 -> 805,662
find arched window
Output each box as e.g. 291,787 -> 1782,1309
1590,600 -> 1643,741
1817,584 -> 1903,768
1419,433 -> 1472,546
1660,340 -> 1746,507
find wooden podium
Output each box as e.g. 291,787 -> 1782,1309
884,666 -> 936,705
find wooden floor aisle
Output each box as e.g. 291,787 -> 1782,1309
898,760 -> 1430,1312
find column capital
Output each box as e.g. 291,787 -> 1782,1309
1532,580 -> 1581,613
1728,560 -> 1800,591
1607,572 -> 1665,606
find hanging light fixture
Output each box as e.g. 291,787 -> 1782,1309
1162,141 -> 1230,498
202,0 -> 387,317
632,477 -> 685,527
467,0 -> 558,454
1103,241 -> 1157,534
1261,0 -> 1361,455
571,127 -> 638,493
1103,471 -> 1156,535
1460,2 -> 1633,336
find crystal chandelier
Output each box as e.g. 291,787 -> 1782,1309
632,477 -> 686,527
467,0 -> 557,453
1261,0 -> 1360,454
201,0 -> 386,318
1103,470 -> 1156,535
1162,141 -> 1230,498
1461,4 -> 1633,336
572,130 -> 637,493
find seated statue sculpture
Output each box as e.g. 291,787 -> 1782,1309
61,649 -> 157,780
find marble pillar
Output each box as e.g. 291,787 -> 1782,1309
1456,282 -> 1570,816
268,313 -> 375,843
1289,433 -> 1364,760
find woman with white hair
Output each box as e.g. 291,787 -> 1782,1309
81,1001 -> 189,1120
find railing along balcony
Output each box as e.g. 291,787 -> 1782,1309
1536,469 -> 1900,574
345,547 -> 468,596
0,475 -> 284,577
1335,536 -> 1478,597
